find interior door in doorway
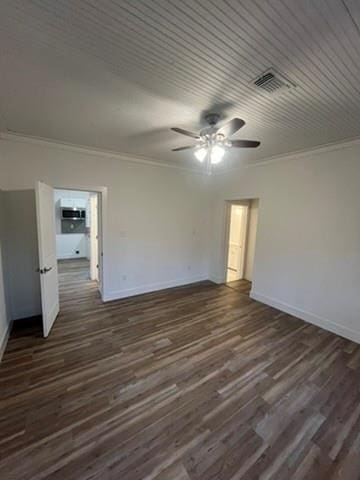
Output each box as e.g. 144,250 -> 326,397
35,181 -> 59,337
89,193 -> 99,281
227,204 -> 248,282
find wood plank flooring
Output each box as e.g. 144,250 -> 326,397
226,279 -> 252,296
58,257 -> 90,281
0,260 -> 359,479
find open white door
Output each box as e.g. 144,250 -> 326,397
89,194 -> 99,281
35,181 -> 59,337
226,205 -> 249,282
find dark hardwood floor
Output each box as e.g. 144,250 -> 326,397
58,257 -> 90,281
226,279 -> 252,296
0,260 -> 359,479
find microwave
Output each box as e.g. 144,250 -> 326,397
61,207 -> 86,220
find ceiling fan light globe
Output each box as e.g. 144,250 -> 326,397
211,145 -> 225,164
194,147 -> 207,162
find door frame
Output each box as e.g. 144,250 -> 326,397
223,199 -> 253,284
53,184 -> 107,301
226,204 -> 249,282
224,200 -> 250,283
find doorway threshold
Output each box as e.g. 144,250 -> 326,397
225,279 -> 252,296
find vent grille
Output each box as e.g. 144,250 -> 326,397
252,69 -> 295,95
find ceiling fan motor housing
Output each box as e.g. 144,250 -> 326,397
204,113 -> 220,126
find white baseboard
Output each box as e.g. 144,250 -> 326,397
103,275 -> 209,302
251,290 -> 360,344
0,321 -> 12,362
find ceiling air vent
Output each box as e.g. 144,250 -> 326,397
252,69 -> 295,95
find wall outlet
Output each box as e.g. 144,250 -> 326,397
122,275 -> 127,281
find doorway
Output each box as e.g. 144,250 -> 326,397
226,204 -> 248,283
54,189 -> 99,289
35,181 -> 104,337
225,199 -> 259,294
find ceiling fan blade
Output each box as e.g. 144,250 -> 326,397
171,127 -> 200,139
231,140 -> 260,148
171,145 -> 194,151
217,118 -> 245,137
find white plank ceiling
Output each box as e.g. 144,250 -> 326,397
0,0 -> 360,171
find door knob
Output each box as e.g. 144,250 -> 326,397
37,267 -> 52,274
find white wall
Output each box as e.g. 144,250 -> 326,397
244,199 -> 259,281
0,189 -> 10,359
55,189 -> 90,259
210,141 -> 360,343
2,190 -> 41,320
0,137 -> 211,307
56,234 -> 87,259
1,135 -> 359,344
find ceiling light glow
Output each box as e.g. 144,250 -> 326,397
194,147 -> 207,162
210,145 -> 225,164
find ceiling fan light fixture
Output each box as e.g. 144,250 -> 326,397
210,144 -> 225,164
194,147 -> 207,162
171,115 -> 260,171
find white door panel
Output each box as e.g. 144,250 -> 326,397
90,194 -> 99,281
228,244 -> 242,271
35,181 -> 59,337
226,205 -> 249,282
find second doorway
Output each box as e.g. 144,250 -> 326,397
226,199 -> 259,288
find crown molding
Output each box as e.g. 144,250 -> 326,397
213,135 -> 360,176
3,130 -> 360,178
0,131 -> 204,174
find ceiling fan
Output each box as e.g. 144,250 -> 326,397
171,113 -> 260,171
